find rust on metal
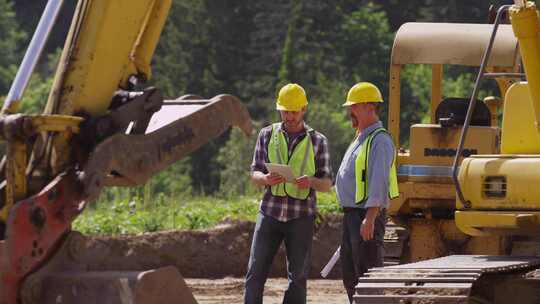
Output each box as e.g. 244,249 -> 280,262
0,172 -> 83,304
20,232 -> 198,304
0,89 -> 251,303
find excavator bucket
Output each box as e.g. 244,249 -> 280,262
18,232 -> 199,304
0,93 -> 252,303
80,93 -> 252,201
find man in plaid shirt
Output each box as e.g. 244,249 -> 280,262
244,83 -> 332,304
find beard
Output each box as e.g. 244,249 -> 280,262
285,120 -> 302,130
350,114 -> 358,128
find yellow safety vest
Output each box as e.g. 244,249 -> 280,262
268,123 -> 315,200
355,127 -> 399,204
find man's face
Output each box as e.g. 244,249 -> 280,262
349,103 -> 374,128
279,108 -> 306,132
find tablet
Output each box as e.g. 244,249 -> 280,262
264,163 -> 296,182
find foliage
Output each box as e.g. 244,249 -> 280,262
74,195 -> 259,235
75,191 -> 342,235
307,79 -> 355,173
18,74 -> 54,114
0,0 -> 26,95
339,3 -> 394,92
217,127 -> 259,196
97,158 -> 194,210
377,0 -> 513,31
4,1 -> 517,229
151,0 -> 257,194
16,50 -> 61,114
148,159 -> 194,198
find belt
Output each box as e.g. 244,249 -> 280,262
341,207 -> 386,213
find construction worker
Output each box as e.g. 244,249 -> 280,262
245,83 -> 333,304
335,82 -> 399,303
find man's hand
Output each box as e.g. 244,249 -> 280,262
251,171 -> 284,187
360,207 -> 380,241
295,175 -> 311,189
265,172 -> 285,186
360,217 -> 375,241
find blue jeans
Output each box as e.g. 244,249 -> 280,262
244,212 -> 315,304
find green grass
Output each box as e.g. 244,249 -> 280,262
73,190 -> 342,235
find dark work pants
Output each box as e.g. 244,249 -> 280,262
244,212 -> 315,304
340,208 -> 386,303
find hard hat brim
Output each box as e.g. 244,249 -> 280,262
342,99 -> 383,106
276,104 -> 305,111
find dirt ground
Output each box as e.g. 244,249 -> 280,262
187,278 -> 348,304
36,215 -> 402,303
79,215 -> 347,279
67,215 -> 354,302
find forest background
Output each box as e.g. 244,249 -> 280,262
0,0 -> 516,234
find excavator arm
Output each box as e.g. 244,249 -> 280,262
0,1 -> 252,303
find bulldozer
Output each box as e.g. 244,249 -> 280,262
386,17 -> 521,262
354,1 -> 540,303
0,1 -> 251,303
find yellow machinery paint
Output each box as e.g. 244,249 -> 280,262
343,3 -> 540,303
37,0 -> 172,180
46,0 -> 171,117
459,155 -> 540,211
455,1 -> 540,237
0,115 -> 82,222
0,0 -> 253,302
500,83 -> 540,153
387,22 -> 519,261
509,2 -> 540,131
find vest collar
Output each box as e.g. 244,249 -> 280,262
360,121 -> 383,137
277,122 -> 313,134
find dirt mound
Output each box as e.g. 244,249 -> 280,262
77,215 -> 344,279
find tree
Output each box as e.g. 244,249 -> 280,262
18,49 -> 61,114
339,3 -> 394,99
307,79 -> 354,173
276,0 -> 349,89
152,0 -> 259,194
12,0 -> 77,55
152,0 -> 211,98
0,0 -> 26,96
235,0 -> 291,120
377,0 -> 513,31
217,127 -> 258,196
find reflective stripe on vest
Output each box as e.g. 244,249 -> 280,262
268,123 -> 315,200
354,128 -> 399,204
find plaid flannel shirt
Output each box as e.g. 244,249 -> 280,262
250,123 -> 332,222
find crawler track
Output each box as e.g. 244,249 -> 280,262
354,255 -> 540,304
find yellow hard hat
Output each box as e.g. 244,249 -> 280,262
343,82 -> 383,106
276,83 -> 308,111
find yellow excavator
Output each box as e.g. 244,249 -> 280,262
0,1 -> 251,303
355,1 -> 540,303
387,19 -> 520,263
